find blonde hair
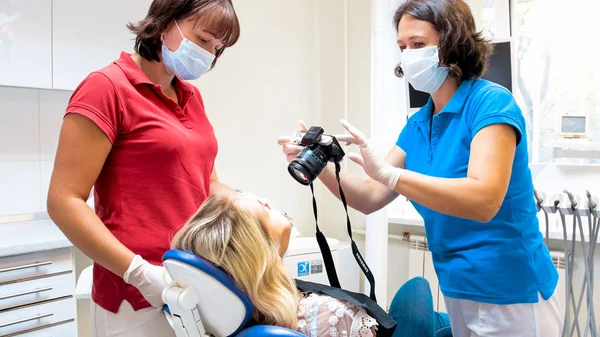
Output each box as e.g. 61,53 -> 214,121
171,193 -> 299,329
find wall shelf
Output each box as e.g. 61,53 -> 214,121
552,141 -> 600,159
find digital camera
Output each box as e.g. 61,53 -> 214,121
287,126 -> 345,185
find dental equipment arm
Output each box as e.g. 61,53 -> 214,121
551,193 -> 578,337
541,190 -> 598,337
534,189 -> 549,246
588,191 -> 600,218
587,191 -> 599,336
559,190 -> 597,337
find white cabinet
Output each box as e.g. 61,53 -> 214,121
0,0 -> 151,90
0,0 -> 52,89
51,0 -> 152,90
0,247 -> 76,337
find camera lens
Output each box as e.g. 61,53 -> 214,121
287,146 -> 329,185
288,163 -> 311,185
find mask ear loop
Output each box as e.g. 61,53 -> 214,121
161,20 -> 184,45
173,19 -> 185,39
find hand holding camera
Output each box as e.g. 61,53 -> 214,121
277,121 -> 358,163
278,121 -> 380,301
278,119 -> 402,189
277,121 -> 310,163
283,124 -> 346,185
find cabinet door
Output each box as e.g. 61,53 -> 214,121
407,248 -> 424,279
51,0 -> 152,90
0,0 -> 52,88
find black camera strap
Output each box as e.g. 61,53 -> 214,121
308,161 -> 377,302
309,183 -> 341,289
295,279 -> 396,336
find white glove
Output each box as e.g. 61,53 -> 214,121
340,119 -> 402,189
123,255 -> 172,307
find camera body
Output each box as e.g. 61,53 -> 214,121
287,126 -> 345,185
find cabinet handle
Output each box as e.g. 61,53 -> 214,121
0,313 -> 53,328
3,318 -> 74,337
0,261 -> 52,274
0,287 -> 53,301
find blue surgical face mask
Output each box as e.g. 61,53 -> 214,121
400,46 -> 448,94
161,21 -> 216,80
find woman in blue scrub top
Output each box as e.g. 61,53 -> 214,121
279,1 -> 562,336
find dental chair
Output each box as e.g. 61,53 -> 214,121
161,250 -> 306,337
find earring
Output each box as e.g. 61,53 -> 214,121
283,212 -> 294,226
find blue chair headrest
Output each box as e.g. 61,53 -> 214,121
162,249 -> 254,336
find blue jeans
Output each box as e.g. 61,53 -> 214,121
389,277 -> 452,337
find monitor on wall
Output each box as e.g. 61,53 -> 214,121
408,40 -> 513,109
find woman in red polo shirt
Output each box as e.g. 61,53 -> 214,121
47,1 -> 240,336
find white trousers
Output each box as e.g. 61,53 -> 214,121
444,290 -> 563,337
91,300 -> 176,337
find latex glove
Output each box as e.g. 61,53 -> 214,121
123,255 -> 172,307
277,120 -> 357,163
340,119 -> 402,189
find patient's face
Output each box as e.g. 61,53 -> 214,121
235,193 -> 293,257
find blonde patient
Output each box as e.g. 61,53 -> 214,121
170,192 -> 453,337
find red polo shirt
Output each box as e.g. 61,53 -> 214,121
65,52 -> 218,313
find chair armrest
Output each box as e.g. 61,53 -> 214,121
236,325 -> 306,337
75,265 -> 93,299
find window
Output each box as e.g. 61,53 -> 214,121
513,0 -> 600,164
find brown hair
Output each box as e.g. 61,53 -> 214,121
127,0 -> 240,66
393,0 -> 493,81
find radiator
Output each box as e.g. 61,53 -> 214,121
407,235 -> 567,315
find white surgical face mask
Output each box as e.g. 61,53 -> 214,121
400,46 -> 448,94
161,20 -> 216,80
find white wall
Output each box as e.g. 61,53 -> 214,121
191,0 -> 319,237
0,87 -> 71,216
313,0 -> 371,241
193,0 -> 373,240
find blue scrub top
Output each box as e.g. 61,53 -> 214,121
397,79 -> 558,305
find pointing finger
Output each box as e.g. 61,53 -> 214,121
340,119 -> 367,145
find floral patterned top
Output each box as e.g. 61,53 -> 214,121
295,292 -> 378,337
